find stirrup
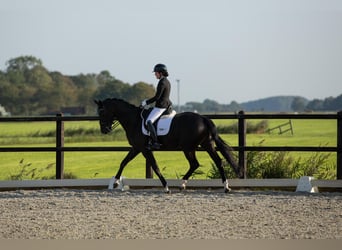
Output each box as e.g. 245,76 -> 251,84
146,140 -> 161,150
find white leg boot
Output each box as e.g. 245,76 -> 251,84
108,176 -> 118,190
180,180 -> 187,190
224,180 -> 231,193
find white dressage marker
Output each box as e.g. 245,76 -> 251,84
296,176 -> 318,193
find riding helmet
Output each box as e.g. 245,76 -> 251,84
153,64 -> 168,73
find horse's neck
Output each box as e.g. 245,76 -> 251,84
113,101 -> 140,130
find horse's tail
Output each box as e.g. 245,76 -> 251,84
203,116 -> 242,178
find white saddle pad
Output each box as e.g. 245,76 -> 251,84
142,110 -> 177,136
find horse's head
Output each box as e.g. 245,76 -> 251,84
94,99 -> 116,134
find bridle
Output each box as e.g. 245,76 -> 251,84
98,107 -> 119,133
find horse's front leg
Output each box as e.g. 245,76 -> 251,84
142,150 -> 170,194
108,148 -> 139,190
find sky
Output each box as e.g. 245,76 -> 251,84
1,0 -> 342,105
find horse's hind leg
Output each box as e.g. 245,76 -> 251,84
181,150 -> 200,190
201,141 -> 231,193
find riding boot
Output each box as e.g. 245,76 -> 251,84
146,120 -> 161,150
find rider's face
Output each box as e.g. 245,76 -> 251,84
154,72 -> 162,79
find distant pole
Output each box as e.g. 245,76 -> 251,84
176,79 -> 180,112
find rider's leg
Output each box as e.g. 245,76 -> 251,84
147,120 -> 160,148
146,107 -> 166,149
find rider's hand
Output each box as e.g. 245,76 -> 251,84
141,99 -> 147,107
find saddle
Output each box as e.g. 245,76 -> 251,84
141,106 -> 176,136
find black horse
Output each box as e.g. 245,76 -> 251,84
95,98 -> 242,193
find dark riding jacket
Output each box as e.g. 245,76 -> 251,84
146,77 -> 172,108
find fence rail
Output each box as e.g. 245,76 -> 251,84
1,111 -> 341,179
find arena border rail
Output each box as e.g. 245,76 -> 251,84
0,178 -> 341,192
0,111 -> 341,180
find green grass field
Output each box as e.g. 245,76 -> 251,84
0,118 -> 337,180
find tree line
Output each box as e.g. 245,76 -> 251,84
1,55 -> 341,116
0,56 -> 155,115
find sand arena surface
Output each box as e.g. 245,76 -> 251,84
0,189 -> 341,239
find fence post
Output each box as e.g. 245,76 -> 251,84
56,113 -> 64,179
337,111 -> 342,180
238,110 -> 247,179
289,119 -> 294,135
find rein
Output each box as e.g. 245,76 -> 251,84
140,106 -> 147,121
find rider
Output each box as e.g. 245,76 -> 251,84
141,63 -> 172,150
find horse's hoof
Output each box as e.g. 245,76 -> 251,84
113,182 -> 119,189
165,189 -> 172,194
180,180 -> 187,192
224,187 -> 232,193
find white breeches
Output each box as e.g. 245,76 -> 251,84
146,107 -> 166,124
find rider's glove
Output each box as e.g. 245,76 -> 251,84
141,99 -> 147,107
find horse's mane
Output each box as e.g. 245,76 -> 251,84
107,98 -> 139,109
104,98 -> 139,113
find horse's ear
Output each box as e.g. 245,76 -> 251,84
94,100 -> 101,106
